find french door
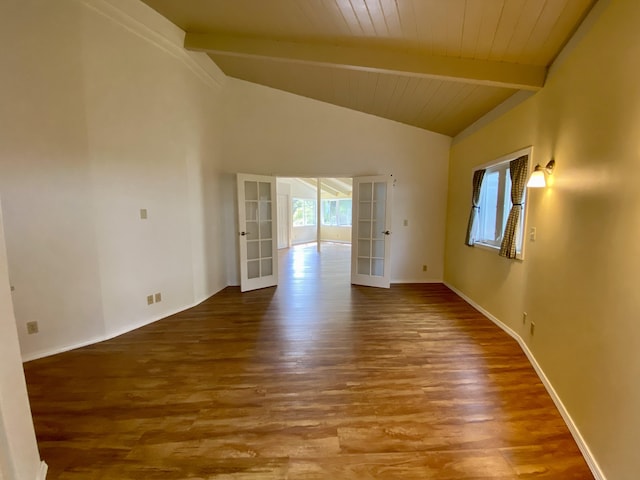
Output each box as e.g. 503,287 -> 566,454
350,175 -> 393,288
237,174 -> 278,292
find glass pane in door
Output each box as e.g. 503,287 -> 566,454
247,241 -> 259,260
245,181 -> 258,201
372,181 -> 386,276
247,260 -> 260,279
244,180 -> 273,279
351,175 -> 392,289
372,259 -> 384,276
356,180 -> 387,277
358,257 -> 371,276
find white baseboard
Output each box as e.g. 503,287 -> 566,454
391,278 -> 443,284
222,280 -> 443,287
104,301 -> 203,341
22,334 -> 109,363
36,461 -> 48,480
21,294 -> 216,363
443,281 -> 606,480
318,239 -> 351,243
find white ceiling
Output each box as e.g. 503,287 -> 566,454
141,0 -> 597,136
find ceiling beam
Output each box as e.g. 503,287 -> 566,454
332,178 -> 353,193
320,183 -> 341,197
184,33 -> 546,91
297,178 -> 343,197
322,178 -> 352,196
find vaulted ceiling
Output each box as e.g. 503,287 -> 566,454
141,0 -> 596,136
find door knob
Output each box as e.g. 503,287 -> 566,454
383,230 -> 391,235
240,231 -> 249,236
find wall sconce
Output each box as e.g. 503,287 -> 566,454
527,159 -> 556,188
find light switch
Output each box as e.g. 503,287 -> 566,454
140,209 -> 148,220
403,219 -> 408,227
529,227 -> 537,241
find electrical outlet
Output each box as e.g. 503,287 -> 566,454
140,208 -> 148,220
530,322 -> 536,336
154,292 -> 162,303
529,227 -> 537,241
403,219 -> 408,227
26,321 -> 39,335
522,312 -> 527,324
147,295 -> 154,305
422,265 -> 427,272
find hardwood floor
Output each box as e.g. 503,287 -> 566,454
23,242 -> 593,479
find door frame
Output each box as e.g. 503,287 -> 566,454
277,192 -> 291,249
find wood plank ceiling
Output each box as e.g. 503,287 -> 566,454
140,0 -> 596,136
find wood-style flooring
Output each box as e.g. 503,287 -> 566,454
23,242 -> 593,479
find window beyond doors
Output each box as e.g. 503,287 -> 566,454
292,198 -> 316,227
321,199 -> 352,226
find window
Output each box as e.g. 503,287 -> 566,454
292,198 -> 316,226
321,199 -> 352,226
475,159 -> 526,255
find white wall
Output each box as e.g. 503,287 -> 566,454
0,0 -> 228,361
222,79 -> 451,284
291,226 -> 316,245
0,0 -> 106,361
0,201 -> 44,480
80,0 -> 228,338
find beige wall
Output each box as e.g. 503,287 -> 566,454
222,79 -> 451,284
444,1 -> 640,478
0,0 -> 228,360
320,226 -> 351,243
